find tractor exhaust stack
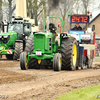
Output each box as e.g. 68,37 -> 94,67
47,16 -> 49,34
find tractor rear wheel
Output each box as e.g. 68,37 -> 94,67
61,37 -> 77,70
20,52 -> 28,70
53,53 -> 62,71
25,35 -> 39,69
13,42 -> 23,60
6,55 -> 13,60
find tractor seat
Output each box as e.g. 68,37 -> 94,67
85,28 -> 93,42
85,28 -> 93,35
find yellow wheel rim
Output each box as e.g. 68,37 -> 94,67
59,58 -> 61,67
26,56 -> 27,66
73,44 -> 77,67
38,59 -> 41,64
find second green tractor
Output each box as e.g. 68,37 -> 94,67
0,16 -> 32,60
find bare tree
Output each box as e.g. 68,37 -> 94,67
27,0 -> 45,26
2,0 -> 15,21
8,0 -> 16,21
81,0 -> 93,15
0,0 -> 3,22
42,0 -> 46,21
59,0 -> 74,31
73,0 -> 84,14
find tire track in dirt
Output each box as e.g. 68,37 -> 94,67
0,60 -> 100,100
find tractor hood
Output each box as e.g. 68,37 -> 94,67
0,32 -> 18,46
34,32 -> 52,38
33,32 -> 53,54
0,32 -> 17,36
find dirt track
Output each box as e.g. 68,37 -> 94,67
0,58 -> 100,100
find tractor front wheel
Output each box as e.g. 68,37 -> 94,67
20,52 -> 28,70
53,53 -> 62,71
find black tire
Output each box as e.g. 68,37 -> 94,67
6,55 -> 13,60
25,35 -> 39,69
81,56 -> 85,69
13,42 -> 23,60
20,52 -> 28,70
61,37 -> 77,70
0,55 -> 2,59
53,53 -> 62,71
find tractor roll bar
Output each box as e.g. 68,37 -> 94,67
44,16 -> 63,33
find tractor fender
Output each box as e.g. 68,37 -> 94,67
15,40 -> 26,51
61,33 -> 68,39
15,40 -> 23,43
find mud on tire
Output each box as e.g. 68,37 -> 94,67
61,37 -> 77,70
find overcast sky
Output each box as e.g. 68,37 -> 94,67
92,0 -> 100,19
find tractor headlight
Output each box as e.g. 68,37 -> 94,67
4,36 -> 8,38
3,35 -> 10,43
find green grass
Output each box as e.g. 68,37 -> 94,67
94,56 -> 100,61
55,84 -> 100,100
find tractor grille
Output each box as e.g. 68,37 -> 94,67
0,35 -> 10,43
34,35 -> 45,50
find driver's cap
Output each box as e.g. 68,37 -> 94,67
76,22 -> 79,24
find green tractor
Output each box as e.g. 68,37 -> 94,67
20,16 -> 77,71
0,16 -> 32,60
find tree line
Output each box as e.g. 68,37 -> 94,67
0,0 -> 98,31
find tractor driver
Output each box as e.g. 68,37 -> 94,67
45,23 -> 57,33
71,22 -> 82,31
49,23 -> 57,33
45,23 -> 57,41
